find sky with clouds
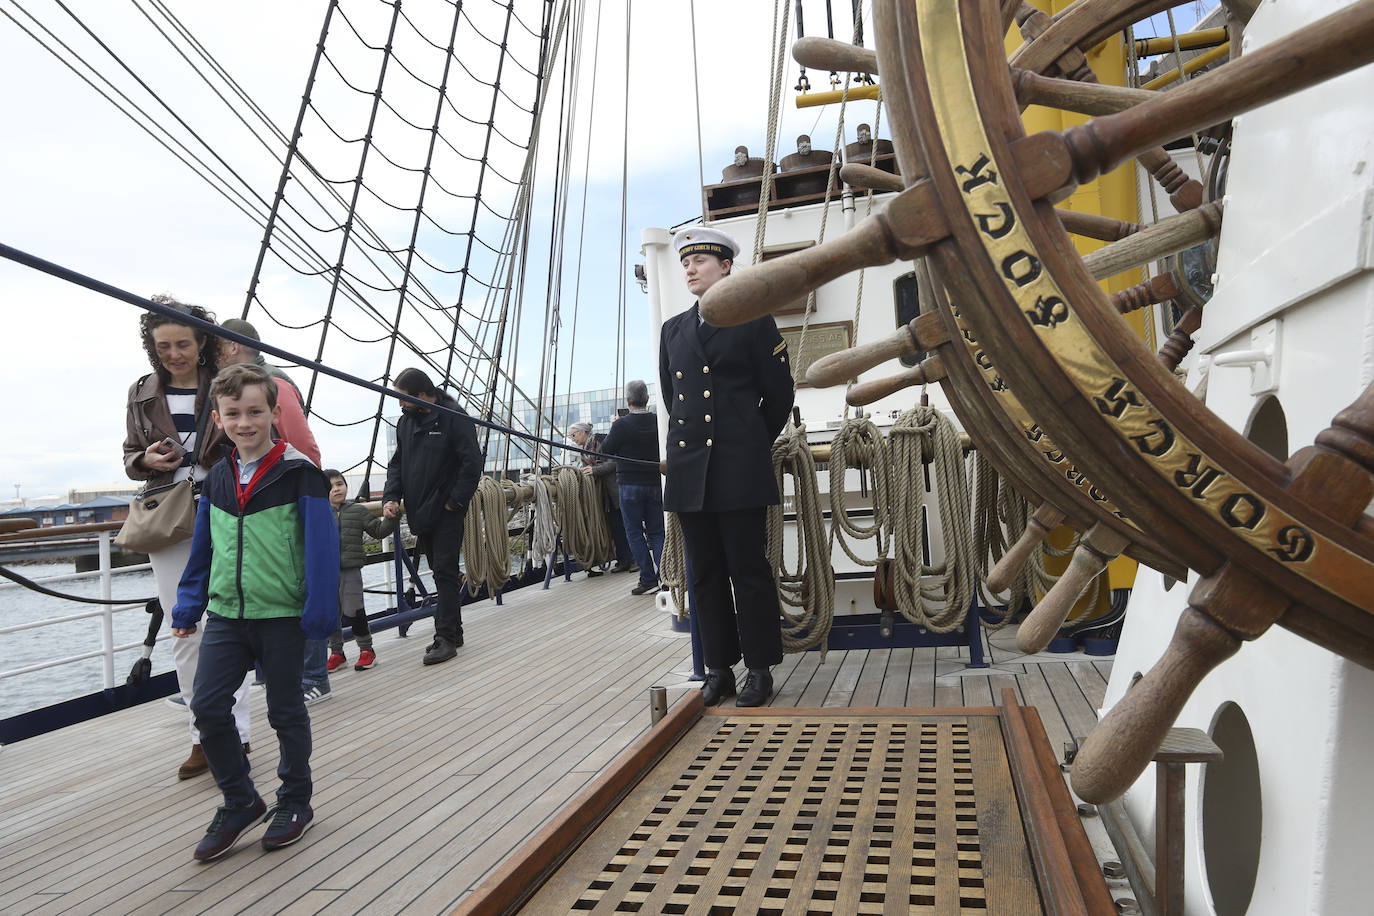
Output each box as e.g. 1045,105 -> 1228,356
1,0 -> 894,500
0,0 -> 1202,500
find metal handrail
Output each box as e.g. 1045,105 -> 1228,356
1,529 -> 134,690
0,562 -> 151,590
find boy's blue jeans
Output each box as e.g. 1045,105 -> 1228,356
193,614 -> 311,810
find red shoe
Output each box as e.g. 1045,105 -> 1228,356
326,652 -> 346,673
354,649 -> 377,671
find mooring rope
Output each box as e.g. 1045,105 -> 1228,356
768,421 -> 835,654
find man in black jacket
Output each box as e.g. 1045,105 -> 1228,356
382,368 -> 483,666
659,227 -> 795,707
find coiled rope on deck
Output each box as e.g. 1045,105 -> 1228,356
886,406 -> 976,633
827,417 -> 891,567
524,473 -> 558,564
463,476 -> 513,597
970,452 -> 1038,629
768,421 -> 835,654
550,466 -> 612,571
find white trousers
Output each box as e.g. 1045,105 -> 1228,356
149,539 -> 251,744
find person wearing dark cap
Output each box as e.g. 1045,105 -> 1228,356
218,318 -> 321,468
659,227 -> 795,707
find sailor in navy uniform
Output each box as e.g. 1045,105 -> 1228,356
659,227 -> 795,706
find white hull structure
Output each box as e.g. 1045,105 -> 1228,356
1112,0 -> 1374,912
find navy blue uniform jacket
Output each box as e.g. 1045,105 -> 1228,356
659,304 -> 795,513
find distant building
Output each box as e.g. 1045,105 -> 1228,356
68,485 -> 141,503
497,383 -> 659,473
374,384 -> 658,477
2,496 -> 131,528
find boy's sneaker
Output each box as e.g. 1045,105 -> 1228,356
326,652 -> 346,672
193,797 -> 267,862
303,685 -> 332,705
354,649 -> 377,670
261,804 -> 314,850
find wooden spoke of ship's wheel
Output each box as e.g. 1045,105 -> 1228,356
802,266 -> 1186,599
874,0 -> 1374,802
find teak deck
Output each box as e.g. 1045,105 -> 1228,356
0,572 -> 1115,915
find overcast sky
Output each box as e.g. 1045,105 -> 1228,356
0,0 -> 1199,500
0,0 -> 899,499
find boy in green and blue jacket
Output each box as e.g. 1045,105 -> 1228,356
172,364 -> 339,862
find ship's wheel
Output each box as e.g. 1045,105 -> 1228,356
701,0 -> 1374,802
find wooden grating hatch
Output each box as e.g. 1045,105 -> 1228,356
462,694 -> 1113,915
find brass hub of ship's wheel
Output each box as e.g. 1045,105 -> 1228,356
701,0 -> 1374,801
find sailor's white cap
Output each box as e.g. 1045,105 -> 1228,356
673,226 -> 740,262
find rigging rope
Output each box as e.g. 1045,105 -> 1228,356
970,451 -> 1035,628
768,421 -> 836,654
885,406 -> 976,633
525,473 -> 559,562
827,417 -> 891,567
549,466 -> 613,570
660,512 -> 690,619
463,476 -> 514,596
751,0 -> 792,263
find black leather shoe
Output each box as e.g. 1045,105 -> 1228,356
423,637 -> 457,666
701,668 -> 736,706
611,562 -> 635,574
736,669 -> 773,707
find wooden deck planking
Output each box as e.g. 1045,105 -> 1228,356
0,572 -> 1111,915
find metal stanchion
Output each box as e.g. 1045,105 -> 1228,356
648,685 -> 668,725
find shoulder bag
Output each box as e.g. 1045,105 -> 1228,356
115,392 -> 213,553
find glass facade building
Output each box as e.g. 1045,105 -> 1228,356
381,384 -> 658,475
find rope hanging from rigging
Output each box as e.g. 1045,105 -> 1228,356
827,416 -> 891,568
463,476 -> 515,597
768,420 -> 835,654
548,466 -> 613,572
971,451 -> 1040,629
884,406 -> 977,634
660,512 -> 690,620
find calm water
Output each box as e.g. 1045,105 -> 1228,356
0,559 -> 398,721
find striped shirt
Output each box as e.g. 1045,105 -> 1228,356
164,386 -> 199,483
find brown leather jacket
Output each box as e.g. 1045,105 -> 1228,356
123,365 -> 230,488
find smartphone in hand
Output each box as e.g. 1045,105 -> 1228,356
160,437 -> 187,459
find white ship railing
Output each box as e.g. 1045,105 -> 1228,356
0,523 -> 153,690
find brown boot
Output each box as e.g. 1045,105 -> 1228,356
178,743 -> 209,780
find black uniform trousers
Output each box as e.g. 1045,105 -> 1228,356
677,507 -> 783,670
